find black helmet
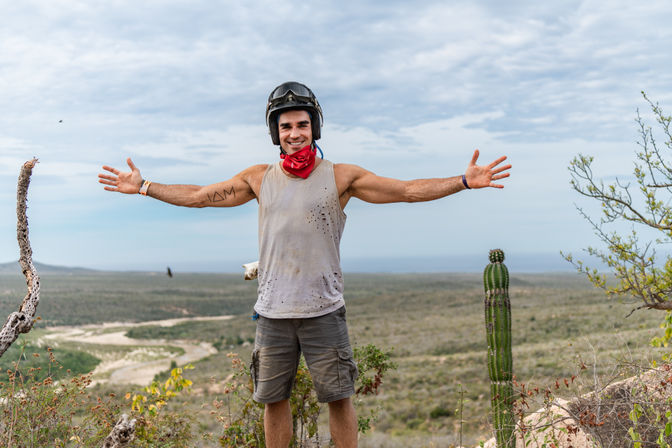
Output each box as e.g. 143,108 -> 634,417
266,81 -> 323,146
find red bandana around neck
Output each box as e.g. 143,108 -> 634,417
280,145 -> 316,179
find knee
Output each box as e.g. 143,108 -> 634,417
328,397 -> 354,413
265,399 -> 290,415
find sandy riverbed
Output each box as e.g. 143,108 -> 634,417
42,315 -> 233,386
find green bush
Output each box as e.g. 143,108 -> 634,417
429,405 -> 453,419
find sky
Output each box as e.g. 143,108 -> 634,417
1,0 -> 671,273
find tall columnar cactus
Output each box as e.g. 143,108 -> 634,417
484,249 -> 515,448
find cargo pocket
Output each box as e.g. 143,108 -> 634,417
250,349 -> 260,391
337,346 -> 358,391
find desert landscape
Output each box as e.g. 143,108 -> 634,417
0,269 -> 666,447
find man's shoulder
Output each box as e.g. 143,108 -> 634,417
332,163 -> 371,191
235,164 -> 271,190
242,163 -> 271,177
333,162 -> 368,177
333,162 -> 364,171
246,163 -> 271,171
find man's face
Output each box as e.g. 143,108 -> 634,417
278,109 -> 312,155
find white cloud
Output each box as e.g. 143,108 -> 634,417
0,1 -> 671,269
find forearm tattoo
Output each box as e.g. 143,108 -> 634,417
207,186 -> 236,203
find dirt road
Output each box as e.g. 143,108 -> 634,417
43,315 -> 233,386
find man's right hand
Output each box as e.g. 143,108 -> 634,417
98,157 -> 143,194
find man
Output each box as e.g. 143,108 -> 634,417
98,81 -> 511,448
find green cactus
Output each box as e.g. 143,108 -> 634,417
484,249 -> 515,448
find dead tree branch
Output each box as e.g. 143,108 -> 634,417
101,414 -> 136,448
0,158 -> 40,358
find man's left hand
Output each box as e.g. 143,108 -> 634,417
464,149 -> 511,189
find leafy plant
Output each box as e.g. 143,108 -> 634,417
126,364 -> 195,447
565,93 -> 672,448
565,92 -> 672,317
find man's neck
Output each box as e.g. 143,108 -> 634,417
279,158 -> 322,179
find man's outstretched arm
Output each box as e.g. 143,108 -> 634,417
98,157 -> 265,208
338,149 -> 511,205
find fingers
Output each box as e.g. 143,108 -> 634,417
491,164 -> 512,175
491,172 -> 510,181
469,149 -> 480,166
101,165 -> 120,175
98,174 -> 121,192
98,173 -> 117,182
488,155 -> 508,169
126,157 -> 138,172
98,175 -> 119,185
484,169 -> 510,188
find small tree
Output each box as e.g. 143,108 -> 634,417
566,93 -> 672,446
565,92 -> 672,319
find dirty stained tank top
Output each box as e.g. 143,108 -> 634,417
255,160 -> 347,319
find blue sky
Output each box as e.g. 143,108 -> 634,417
1,1 -> 671,272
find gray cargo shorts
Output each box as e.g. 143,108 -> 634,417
250,306 -> 358,404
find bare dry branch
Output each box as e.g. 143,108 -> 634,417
0,158 -> 41,358
101,414 -> 136,448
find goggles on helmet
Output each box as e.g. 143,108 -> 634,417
266,84 -> 322,127
269,82 -> 314,101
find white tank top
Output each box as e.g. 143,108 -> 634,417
254,160 -> 347,318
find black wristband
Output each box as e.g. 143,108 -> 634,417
462,174 -> 471,189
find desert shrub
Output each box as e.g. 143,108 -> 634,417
429,405 -> 453,419
0,345 -> 97,447
0,340 -> 196,447
0,340 -> 100,382
124,364 -> 195,447
506,360 -> 672,448
581,365 -> 672,448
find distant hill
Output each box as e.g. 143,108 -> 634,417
0,261 -> 97,275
